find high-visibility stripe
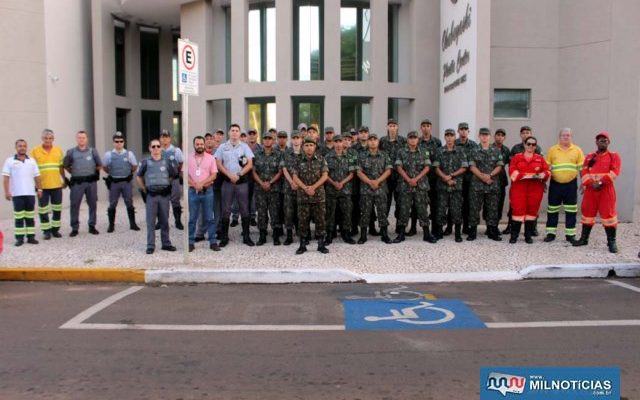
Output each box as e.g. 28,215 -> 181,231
51,203 -> 63,212
550,163 -> 581,171
39,204 -> 51,213
547,205 -> 561,213
26,227 -> 36,235
24,211 -> 35,218
51,220 -> 62,228
563,204 -> 578,212
546,227 -> 557,234
581,216 -> 596,224
14,211 -> 25,218
14,227 -> 26,235
40,222 -> 51,231
565,228 -> 577,235
602,217 -> 618,226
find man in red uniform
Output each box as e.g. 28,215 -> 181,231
573,131 -> 621,253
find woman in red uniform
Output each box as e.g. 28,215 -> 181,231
508,137 -> 550,243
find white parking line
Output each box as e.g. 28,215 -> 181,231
606,280 -> 640,294
486,320 -> 640,329
60,286 -> 144,329
63,323 -> 345,331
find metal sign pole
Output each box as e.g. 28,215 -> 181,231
182,93 -> 189,264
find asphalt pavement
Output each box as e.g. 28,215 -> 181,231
1,279 -> 639,399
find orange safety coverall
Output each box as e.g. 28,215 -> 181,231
580,151 -> 621,227
509,153 -> 550,222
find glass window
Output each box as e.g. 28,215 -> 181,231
388,97 -> 412,126
494,89 -> 531,119
341,97 -> 371,133
341,1 -> 371,81
294,0 -> 324,81
247,98 -> 276,140
248,5 -> 276,82
293,96 -> 324,136
172,112 -> 182,146
140,26 -> 160,100
172,33 -> 180,102
114,20 -> 126,96
141,110 -> 161,150
116,108 -> 129,140
224,6 -> 231,84
207,99 -> 231,134
388,4 -> 399,82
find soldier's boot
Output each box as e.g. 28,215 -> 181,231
241,219 -> 255,246
393,226 -> 406,243
502,219 -> 512,235
443,223 -> 453,236
219,218 -> 230,247
350,226 -> 359,236
605,227 -> 618,254
423,228 -> 437,243
380,227 -> 393,244
369,220 -> 380,236
325,231 -> 333,246
273,229 -> 281,246
107,208 -> 116,233
283,229 -> 294,246
454,224 -> 463,243
127,207 -> 141,231
230,217 -> 239,227
572,225 -> 592,247
466,225 -> 477,241
432,224 -> 443,240
524,221 -> 535,244
317,236 -> 330,254
304,231 -> 311,245
341,229 -> 356,244
257,229 -> 267,246
509,221 -> 522,244
295,237 -> 307,255
488,226 -> 502,242
532,219 -> 539,236
406,217 -> 418,236
357,230 -> 367,245
174,207 -> 184,230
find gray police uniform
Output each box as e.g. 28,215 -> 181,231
104,149 -> 137,210
161,144 -> 184,213
63,146 -> 102,231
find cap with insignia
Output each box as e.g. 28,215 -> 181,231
291,130 -> 301,138
113,131 -> 124,140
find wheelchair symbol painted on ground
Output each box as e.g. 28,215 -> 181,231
363,301 -> 455,325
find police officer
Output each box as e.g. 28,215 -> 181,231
433,129 -> 468,242
136,139 -> 179,254
379,118 -> 406,233
159,130 -> 184,230
103,132 -> 140,233
356,134 -> 393,245
281,130 -> 303,245
454,122 -> 478,235
291,137 -> 329,255
252,131 -> 283,246
394,131 -> 437,244
63,130 -> 102,236
324,134 -> 356,245
468,128 -> 504,241
418,118 -> 442,237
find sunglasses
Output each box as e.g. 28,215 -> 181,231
114,140 -> 124,143
525,142 -> 537,147
150,145 -> 161,149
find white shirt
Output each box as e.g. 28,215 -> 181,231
2,155 -> 40,196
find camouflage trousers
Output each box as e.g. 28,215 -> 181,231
326,194 -> 352,233
360,193 -> 389,228
284,192 -> 298,229
436,190 -> 463,225
255,190 -> 282,231
469,190 -> 500,226
398,190 -> 429,227
298,201 -> 326,238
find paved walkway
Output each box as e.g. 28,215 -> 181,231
1,198 -> 639,274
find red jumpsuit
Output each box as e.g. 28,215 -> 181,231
580,151 -> 621,227
509,154 -> 550,222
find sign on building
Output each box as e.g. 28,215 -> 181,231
178,39 -> 199,96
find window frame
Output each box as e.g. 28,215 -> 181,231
341,0 -> 370,81
293,0 -> 324,81
248,2 -> 276,82
493,89 -> 532,120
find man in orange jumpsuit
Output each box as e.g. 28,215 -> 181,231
573,131 -> 621,253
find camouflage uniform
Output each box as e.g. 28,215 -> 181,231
281,148 -> 301,230
419,136 -> 443,223
350,141 -> 368,231
492,143 -> 511,219
433,147 -> 468,225
455,138 -> 479,229
380,135 -> 407,218
292,153 -> 328,238
395,146 -> 431,227
358,150 -> 392,228
253,148 -> 282,231
468,146 -> 504,226
325,150 -> 355,233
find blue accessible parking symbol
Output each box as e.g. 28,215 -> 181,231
343,299 -> 486,331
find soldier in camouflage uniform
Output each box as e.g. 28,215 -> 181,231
251,131 -> 283,246
274,130 -> 289,238
356,134 -> 393,245
418,118 -> 442,236
433,128 -> 469,242
454,122 -> 479,235
280,131 -> 303,245
324,135 -> 356,245
318,126 -> 336,157
468,127 -> 504,241
349,126 -> 368,236
393,131 -> 437,244
291,138 -> 329,255
492,129 -> 511,232
379,118 -> 407,234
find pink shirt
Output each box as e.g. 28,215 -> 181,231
188,152 -> 218,185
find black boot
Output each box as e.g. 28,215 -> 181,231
605,227 -> 618,253
543,233 -> 556,242
406,217 -> 417,236
393,225 -> 406,243
257,229 -> 267,246
325,231 -> 333,246
369,221 -> 380,236
572,225 -> 592,247
509,221 -> 522,244
454,224 -> 463,242
524,221 -> 535,244
341,229 -> 356,244
317,236 -> 329,254
380,227 -> 393,244
127,207 -> 140,231
107,208 -> 116,233
174,207 -> 184,230
423,228 -> 437,243
230,217 -> 239,227
273,228 -> 281,246
432,224 -> 443,240
444,223 -> 453,236
241,219 -> 255,246
466,225 -> 477,241
502,220 -> 512,235
219,218 -> 230,247
295,237 -> 307,255
283,228 -> 294,245
488,226 -> 502,241
357,229 -> 367,244
532,219 -> 539,236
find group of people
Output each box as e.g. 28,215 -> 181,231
1,119 -> 623,256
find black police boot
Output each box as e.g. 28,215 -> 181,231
230,217 -> 239,227
273,229 -> 281,246
174,207 -> 184,230
283,229 -> 294,246
443,223 -> 453,236
605,227 -> 618,253
107,208 -> 116,233
369,221 -> 380,236
295,238 -> 307,255
341,229 -> 356,244
423,228 -> 437,243
524,221 -> 535,244
466,225 -> 477,241
454,224 -> 463,243
488,226 -> 502,242
509,221 -> 522,244
572,225 -> 592,247
250,216 -> 257,227
406,217 -> 417,237
324,231 -> 333,246
357,230 -> 367,244
241,219 -> 255,246
317,236 -> 329,254
380,227 -> 393,244
257,229 -> 267,246
393,225 -> 406,243
432,224 -> 443,240
219,218 -> 230,247
127,207 -> 140,231
543,233 -> 556,242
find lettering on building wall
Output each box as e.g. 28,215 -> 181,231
441,2 -> 472,91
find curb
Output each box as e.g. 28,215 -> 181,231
520,263 -> 640,279
0,267 -> 146,282
145,269 -> 364,284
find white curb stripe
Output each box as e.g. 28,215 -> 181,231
606,280 -> 640,294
